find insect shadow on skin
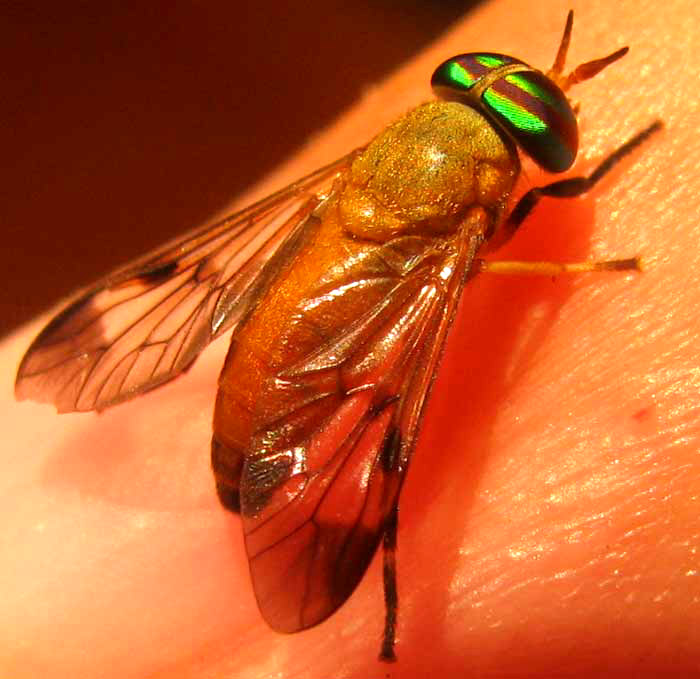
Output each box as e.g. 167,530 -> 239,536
393,193 -> 600,658
15,10 -> 662,663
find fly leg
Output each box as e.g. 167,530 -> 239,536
379,501 -> 399,662
482,120 -> 662,276
477,257 -> 643,276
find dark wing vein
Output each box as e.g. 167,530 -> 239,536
15,152 -> 356,412
246,397 -> 389,558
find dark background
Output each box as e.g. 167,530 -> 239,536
2,1 -> 478,337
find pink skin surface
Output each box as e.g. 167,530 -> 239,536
2,0 -> 699,677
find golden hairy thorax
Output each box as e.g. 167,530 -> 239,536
211,100 -> 519,478
342,101 -> 519,239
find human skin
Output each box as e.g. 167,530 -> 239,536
2,0 -> 699,677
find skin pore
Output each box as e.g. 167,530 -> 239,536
1,0 -> 699,677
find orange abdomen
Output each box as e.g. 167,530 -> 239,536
210,190 -> 398,509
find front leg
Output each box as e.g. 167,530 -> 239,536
501,121 -> 662,248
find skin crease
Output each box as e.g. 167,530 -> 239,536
1,0 -> 699,676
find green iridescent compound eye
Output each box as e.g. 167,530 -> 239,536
431,52 -> 578,172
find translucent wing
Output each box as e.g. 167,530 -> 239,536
240,227 -> 482,632
15,154 -> 357,412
